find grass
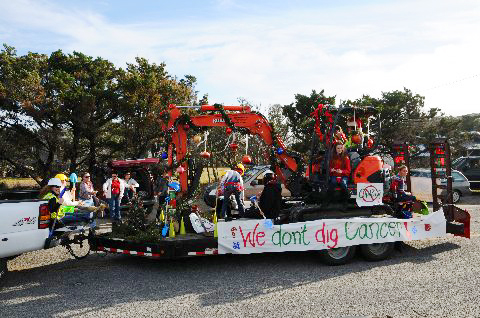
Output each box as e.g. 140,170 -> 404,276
0,178 -> 40,190
199,167 -> 229,184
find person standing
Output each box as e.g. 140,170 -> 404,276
103,171 -> 125,222
218,163 -> 245,221
258,170 -> 282,220
79,172 -> 97,207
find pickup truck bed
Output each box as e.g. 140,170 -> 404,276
0,199 -> 49,259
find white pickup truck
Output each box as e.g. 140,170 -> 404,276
0,199 -> 51,280
0,198 -> 94,281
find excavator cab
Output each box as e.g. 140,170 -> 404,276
307,104 -> 387,206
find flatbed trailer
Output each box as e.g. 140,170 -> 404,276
91,233 -> 218,259
89,204 -> 469,266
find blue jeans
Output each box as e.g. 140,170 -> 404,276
109,195 -> 121,220
61,211 -> 94,225
79,198 -> 94,207
329,176 -> 349,191
221,185 -> 245,219
398,192 -> 416,202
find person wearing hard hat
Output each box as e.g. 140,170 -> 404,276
42,178 -> 103,225
52,173 -> 87,207
258,170 -> 282,220
42,178 -> 65,221
217,163 -> 245,221
54,173 -> 69,198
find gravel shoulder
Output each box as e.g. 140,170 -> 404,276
1,196 -> 479,318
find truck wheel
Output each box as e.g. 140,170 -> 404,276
452,190 -> 461,204
319,246 -> 356,265
360,242 -> 395,261
0,258 -> 7,282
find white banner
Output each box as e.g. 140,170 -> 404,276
218,211 -> 446,254
356,183 -> 383,207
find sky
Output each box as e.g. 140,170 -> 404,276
1,0 -> 479,116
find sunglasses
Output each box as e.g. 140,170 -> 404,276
53,186 -> 61,188
84,176 -> 90,178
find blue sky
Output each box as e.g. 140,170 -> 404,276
1,0 -> 479,115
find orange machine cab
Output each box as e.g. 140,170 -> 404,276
353,156 -> 384,183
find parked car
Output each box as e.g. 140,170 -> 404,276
203,165 -> 291,208
410,168 -> 472,203
452,156 -> 480,191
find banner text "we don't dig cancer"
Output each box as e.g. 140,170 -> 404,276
217,211 -> 446,254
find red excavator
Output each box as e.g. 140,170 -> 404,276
160,104 -> 306,197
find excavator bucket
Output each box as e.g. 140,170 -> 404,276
444,205 -> 471,238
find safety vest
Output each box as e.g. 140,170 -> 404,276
42,192 -> 75,219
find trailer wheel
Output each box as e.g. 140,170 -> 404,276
319,246 -> 356,265
360,242 -> 395,261
0,258 -> 7,282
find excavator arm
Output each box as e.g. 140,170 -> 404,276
161,104 -> 304,195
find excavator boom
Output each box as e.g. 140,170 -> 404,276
161,104 -> 304,195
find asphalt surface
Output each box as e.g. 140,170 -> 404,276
1,195 -> 479,318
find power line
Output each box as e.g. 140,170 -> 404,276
423,73 -> 480,92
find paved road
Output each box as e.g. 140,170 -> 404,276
1,197 -> 479,318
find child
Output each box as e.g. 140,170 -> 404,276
325,143 -> 351,209
391,165 -> 416,202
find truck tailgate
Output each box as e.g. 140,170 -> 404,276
0,200 -> 49,258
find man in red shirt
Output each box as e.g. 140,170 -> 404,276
103,171 -> 125,222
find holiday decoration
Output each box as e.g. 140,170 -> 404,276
200,151 -> 211,159
161,152 -> 168,159
242,155 -> 252,164
226,127 -> 233,135
184,124 -> 190,131
193,135 -> 202,144
352,134 -> 362,144
229,143 -> 239,152
168,182 -> 181,192
276,147 -> 284,155
176,166 -> 185,174
367,138 -> 374,149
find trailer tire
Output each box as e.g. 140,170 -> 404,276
360,242 -> 395,261
319,246 -> 356,266
0,258 -> 7,282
